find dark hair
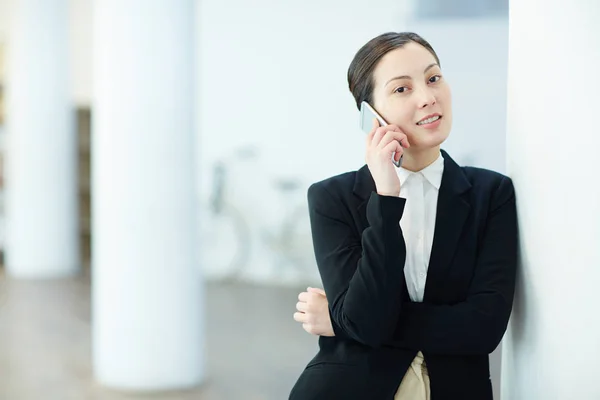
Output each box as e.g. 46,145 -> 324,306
347,32 -> 440,110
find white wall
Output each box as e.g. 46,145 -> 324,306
0,1 -> 510,286
197,0 -> 409,186
502,1 -> 600,399
196,2 -> 509,284
0,0 -> 8,38
196,0 -> 413,283
405,17 -> 508,174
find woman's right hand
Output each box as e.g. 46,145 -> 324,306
365,118 -> 410,197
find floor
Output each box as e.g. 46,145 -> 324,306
0,273 -> 317,400
0,272 -> 502,400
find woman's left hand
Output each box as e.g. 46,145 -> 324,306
293,287 -> 336,337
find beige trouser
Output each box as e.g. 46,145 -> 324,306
394,351 -> 431,400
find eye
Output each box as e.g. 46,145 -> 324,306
394,86 -> 408,94
428,75 -> 442,84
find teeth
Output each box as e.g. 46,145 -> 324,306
418,116 -> 440,125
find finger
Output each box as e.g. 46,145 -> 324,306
378,130 -> 408,150
307,287 -> 326,296
294,312 -> 307,323
394,149 -> 403,163
298,292 -> 309,302
302,323 -> 314,334
383,140 -> 404,159
377,124 -> 401,134
371,126 -> 387,148
296,301 -> 308,312
399,135 -> 410,149
371,124 -> 401,147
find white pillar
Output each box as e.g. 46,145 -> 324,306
92,0 -> 204,391
4,0 -> 79,278
502,1 -> 600,399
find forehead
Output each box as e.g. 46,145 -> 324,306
373,42 -> 438,82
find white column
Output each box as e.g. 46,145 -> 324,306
4,0 -> 78,278
502,1 -> 600,399
92,0 -> 204,391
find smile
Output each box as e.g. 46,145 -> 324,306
417,115 -> 441,125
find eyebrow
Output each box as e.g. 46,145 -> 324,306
384,63 -> 439,86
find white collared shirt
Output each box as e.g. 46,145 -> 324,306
396,152 -> 444,302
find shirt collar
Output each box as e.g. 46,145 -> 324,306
396,152 -> 445,189
421,152 -> 444,189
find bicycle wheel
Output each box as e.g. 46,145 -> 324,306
199,200 -> 251,283
288,204 -> 321,284
267,202 -> 320,285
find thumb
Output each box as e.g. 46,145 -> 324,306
307,287 -> 326,296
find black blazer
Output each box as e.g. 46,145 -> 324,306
289,150 -> 518,400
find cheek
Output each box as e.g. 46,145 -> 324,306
398,111 -> 415,131
402,125 -> 421,143
439,85 -> 452,109
383,106 -> 414,131
440,91 -> 453,125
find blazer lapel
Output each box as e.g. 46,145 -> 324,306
351,152 -> 470,302
424,150 -> 471,301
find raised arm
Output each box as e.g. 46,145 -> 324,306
308,184 -> 407,348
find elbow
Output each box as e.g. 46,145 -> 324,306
468,295 -> 513,354
459,326 -> 504,355
478,313 -> 511,355
480,332 -> 504,355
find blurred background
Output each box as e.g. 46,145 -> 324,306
0,0 -> 509,399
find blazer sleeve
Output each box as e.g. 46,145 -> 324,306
391,176 -> 518,355
307,182 -> 408,348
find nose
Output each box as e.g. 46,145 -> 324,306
416,86 -> 436,109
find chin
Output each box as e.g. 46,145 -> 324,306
410,129 -> 449,150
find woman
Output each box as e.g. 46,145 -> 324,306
289,32 -> 517,400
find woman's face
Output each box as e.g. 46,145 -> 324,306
371,42 -> 452,151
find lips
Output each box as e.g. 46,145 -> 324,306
416,114 -> 442,125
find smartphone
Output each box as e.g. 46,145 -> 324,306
359,101 -> 402,167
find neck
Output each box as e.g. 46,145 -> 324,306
401,146 -> 441,172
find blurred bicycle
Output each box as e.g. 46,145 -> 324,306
199,159 -> 252,283
261,177 -> 317,285
199,146 -> 318,285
